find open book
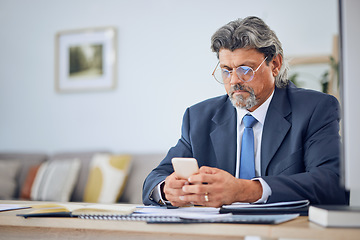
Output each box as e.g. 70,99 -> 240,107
17,203 -> 136,218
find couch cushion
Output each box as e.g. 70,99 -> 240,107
0,161 -> 21,199
30,158 -> 81,202
119,153 -> 165,204
50,151 -> 109,202
0,153 -> 47,198
83,154 -> 131,203
20,164 -> 41,200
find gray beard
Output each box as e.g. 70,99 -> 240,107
229,84 -> 258,110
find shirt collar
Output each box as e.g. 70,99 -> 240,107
236,90 -> 275,126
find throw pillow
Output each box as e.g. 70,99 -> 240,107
20,164 -> 41,200
0,161 -> 21,199
83,154 -> 132,203
30,159 -> 81,202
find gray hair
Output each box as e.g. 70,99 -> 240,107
211,16 -> 289,88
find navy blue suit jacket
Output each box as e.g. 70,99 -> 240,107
143,83 -> 348,205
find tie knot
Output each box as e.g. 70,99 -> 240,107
243,114 -> 257,128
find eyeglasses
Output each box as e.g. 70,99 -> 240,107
212,57 -> 268,84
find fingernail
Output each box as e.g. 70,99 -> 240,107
179,196 -> 184,201
184,181 -> 189,185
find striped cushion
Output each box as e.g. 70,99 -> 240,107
83,154 -> 131,203
30,159 -> 81,201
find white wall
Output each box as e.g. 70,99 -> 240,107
0,0 -> 338,154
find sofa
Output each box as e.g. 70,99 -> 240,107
0,151 -> 165,204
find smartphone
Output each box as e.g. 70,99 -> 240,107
171,157 -> 199,179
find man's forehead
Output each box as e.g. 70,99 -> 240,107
218,47 -> 260,56
218,48 -> 262,66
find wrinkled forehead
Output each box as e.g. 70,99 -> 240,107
218,48 -> 264,68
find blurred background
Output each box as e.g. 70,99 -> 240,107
0,0 -> 339,154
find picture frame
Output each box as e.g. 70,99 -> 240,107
55,27 -> 117,92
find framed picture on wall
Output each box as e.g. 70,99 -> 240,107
55,27 -> 117,92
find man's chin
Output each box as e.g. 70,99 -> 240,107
230,96 -> 257,110
230,98 -> 246,109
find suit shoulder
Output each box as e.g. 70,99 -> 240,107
287,85 -> 339,106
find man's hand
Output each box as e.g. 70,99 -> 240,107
163,172 -> 193,207
180,166 -> 263,207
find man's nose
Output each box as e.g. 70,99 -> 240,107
229,70 -> 241,85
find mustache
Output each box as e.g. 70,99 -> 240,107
229,84 -> 251,94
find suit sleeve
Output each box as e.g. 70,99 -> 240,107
262,95 -> 348,205
142,108 -> 193,205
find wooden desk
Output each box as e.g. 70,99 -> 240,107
1,200 -> 359,240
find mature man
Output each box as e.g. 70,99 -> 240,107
142,16 -> 348,207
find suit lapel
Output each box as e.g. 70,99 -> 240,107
210,97 -> 237,176
261,86 -> 292,176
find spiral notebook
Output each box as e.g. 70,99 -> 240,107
76,211 -> 299,224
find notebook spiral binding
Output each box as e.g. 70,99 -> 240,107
78,214 -> 180,222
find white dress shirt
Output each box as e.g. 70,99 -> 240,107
235,90 -> 274,203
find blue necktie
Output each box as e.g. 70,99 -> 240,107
240,114 -> 257,180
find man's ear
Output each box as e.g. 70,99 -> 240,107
271,54 -> 282,77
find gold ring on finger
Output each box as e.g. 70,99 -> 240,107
204,192 -> 209,202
